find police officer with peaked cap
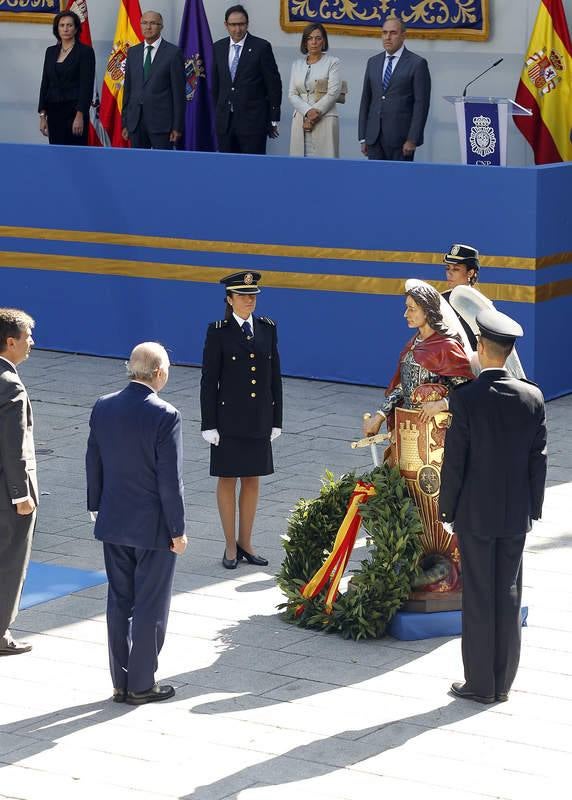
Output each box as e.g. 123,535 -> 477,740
200,271 -> 283,569
442,243 -> 481,350
439,307 -> 547,704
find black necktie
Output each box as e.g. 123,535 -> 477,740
144,45 -> 153,80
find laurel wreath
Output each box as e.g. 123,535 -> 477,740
277,464 -> 423,640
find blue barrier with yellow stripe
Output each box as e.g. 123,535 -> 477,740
0,144 -> 570,398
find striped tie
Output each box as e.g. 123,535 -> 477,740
383,55 -> 394,91
242,320 -> 253,339
230,43 -> 241,81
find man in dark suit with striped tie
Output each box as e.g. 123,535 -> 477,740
212,4 -> 282,154
86,342 -> 187,704
358,18 -> 431,161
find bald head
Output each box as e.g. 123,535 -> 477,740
141,10 -> 163,43
127,342 -> 170,388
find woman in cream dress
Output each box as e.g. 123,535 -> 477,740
288,24 -> 342,158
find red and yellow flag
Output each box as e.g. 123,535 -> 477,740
99,0 -> 143,148
514,0 -> 572,164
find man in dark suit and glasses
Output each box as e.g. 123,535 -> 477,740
358,18 -> 431,161
212,4 -> 282,154
121,10 -> 186,149
0,309 -> 37,657
439,308 -> 547,704
86,343 -> 187,705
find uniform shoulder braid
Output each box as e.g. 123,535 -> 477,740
257,316 -> 276,327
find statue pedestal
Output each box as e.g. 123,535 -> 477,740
404,591 -> 462,613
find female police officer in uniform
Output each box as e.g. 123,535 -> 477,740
200,271 -> 283,569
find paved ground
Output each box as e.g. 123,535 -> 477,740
1,350 -> 571,800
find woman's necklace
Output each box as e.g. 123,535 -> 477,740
60,43 -> 74,55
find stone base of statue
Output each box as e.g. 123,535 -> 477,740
388,386 -> 462,612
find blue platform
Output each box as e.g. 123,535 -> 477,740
388,606 -> 529,641
21,561 -> 107,610
0,143 -> 570,398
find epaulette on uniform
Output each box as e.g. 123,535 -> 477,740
211,320 -> 229,330
258,316 -> 275,326
519,377 -> 540,388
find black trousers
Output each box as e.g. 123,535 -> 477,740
458,531 -> 525,698
130,111 -> 172,150
218,115 -> 267,155
367,132 -> 414,161
0,509 -> 36,644
103,543 -> 176,693
46,101 -> 88,146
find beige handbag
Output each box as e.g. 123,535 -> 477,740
315,78 -> 348,104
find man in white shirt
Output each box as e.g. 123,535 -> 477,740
212,4 -> 282,154
0,308 -> 37,656
121,10 -> 187,149
358,18 -> 431,161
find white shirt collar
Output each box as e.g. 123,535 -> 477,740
385,44 -> 405,61
480,367 -> 508,373
0,355 -> 16,370
233,312 -> 254,332
230,34 -> 247,49
144,36 -> 162,52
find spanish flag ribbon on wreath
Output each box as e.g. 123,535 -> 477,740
100,0 -> 144,148
296,482 -> 376,617
515,0 -> 572,163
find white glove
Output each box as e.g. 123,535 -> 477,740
202,429 -> 220,446
270,427 -> 282,442
443,521 -> 455,536
89,511 -> 98,522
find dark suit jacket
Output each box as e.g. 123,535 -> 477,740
439,369 -> 547,538
200,316 -> 282,438
38,42 -> 95,117
0,359 -> 38,510
211,34 -> 282,137
122,39 -> 186,134
86,382 -> 185,550
358,47 -> 431,148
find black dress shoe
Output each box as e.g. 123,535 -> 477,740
495,692 -> 509,702
125,683 -> 175,705
0,639 -> 32,656
112,689 -> 126,703
222,549 -> 238,569
236,544 -> 268,566
450,682 -> 495,704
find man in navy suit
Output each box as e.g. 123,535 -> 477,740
86,342 -> 187,705
439,309 -> 547,704
358,18 -> 431,161
121,10 -> 186,149
212,4 -> 282,154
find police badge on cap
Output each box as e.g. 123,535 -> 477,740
220,271 -> 261,295
443,244 -> 480,267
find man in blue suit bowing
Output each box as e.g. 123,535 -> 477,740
86,342 -> 187,705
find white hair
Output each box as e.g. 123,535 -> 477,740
127,342 -> 169,382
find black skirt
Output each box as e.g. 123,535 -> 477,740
210,435 -> 274,478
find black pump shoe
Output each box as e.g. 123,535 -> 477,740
222,549 -> 238,569
237,544 -> 268,566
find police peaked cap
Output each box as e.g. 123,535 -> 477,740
443,243 -> 480,268
220,271 -> 261,295
476,308 -> 523,345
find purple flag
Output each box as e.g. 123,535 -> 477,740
178,0 -> 217,151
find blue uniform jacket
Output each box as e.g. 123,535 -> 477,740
86,382 -> 185,549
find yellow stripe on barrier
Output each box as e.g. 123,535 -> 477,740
1,225 -> 565,271
0,251 -> 561,303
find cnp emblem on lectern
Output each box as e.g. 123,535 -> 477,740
469,115 -> 497,158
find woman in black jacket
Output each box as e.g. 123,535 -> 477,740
38,10 -> 95,146
200,271 -> 283,570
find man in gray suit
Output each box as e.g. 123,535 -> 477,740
0,309 -> 37,656
358,18 -> 431,161
121,10 -> 186,149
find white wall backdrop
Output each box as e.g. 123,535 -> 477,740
1,0 -> 571,164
